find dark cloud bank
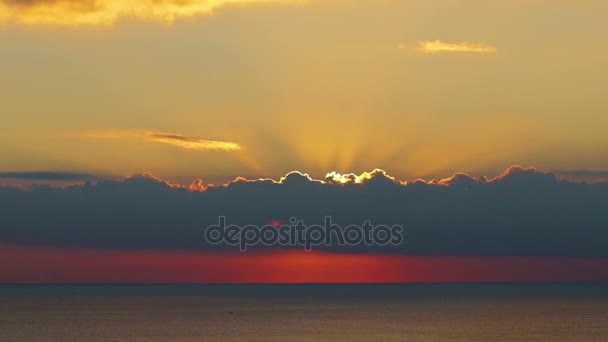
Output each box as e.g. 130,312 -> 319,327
0,166 -> 607,257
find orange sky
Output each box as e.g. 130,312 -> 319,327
1,1 -> 607,185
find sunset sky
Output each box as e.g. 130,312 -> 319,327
1,0 -> 607,185
1,1 -> 608,284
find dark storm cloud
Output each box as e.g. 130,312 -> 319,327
0,166 -> 607,257
0,171 -> 97,181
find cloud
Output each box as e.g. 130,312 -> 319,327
0,0 -> 303,26
147,132 -> 242,151
0,171 -> 97,181
414,40 -> 498,54
1,166 -> 607,257
83,130 -> 242,151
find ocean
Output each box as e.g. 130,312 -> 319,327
1,284 -> 607,341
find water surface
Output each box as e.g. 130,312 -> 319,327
1,284 -> 607,341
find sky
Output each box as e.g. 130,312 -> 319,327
1,0 -> 607,185
1,0 -> 608,283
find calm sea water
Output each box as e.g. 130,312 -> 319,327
1,284 -> 607,341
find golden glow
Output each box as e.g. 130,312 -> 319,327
0,4 -> 7,22
0,0 -> 304,26
416,40 -> 498,54
82,130 -> 242,152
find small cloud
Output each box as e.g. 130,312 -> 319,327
415,40 -> 497,54
82,130 -> 242,152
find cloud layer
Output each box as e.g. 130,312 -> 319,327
83,130 -> 242,151
0,0 -> 302,26
1,166 -> 607,257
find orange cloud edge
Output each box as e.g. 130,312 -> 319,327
2,165 -> 605,192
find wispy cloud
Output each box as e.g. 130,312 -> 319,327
83,130 -> 242,152
0,0 -> 304,26
147,132 -> 242,151
413,40 -> 498,54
